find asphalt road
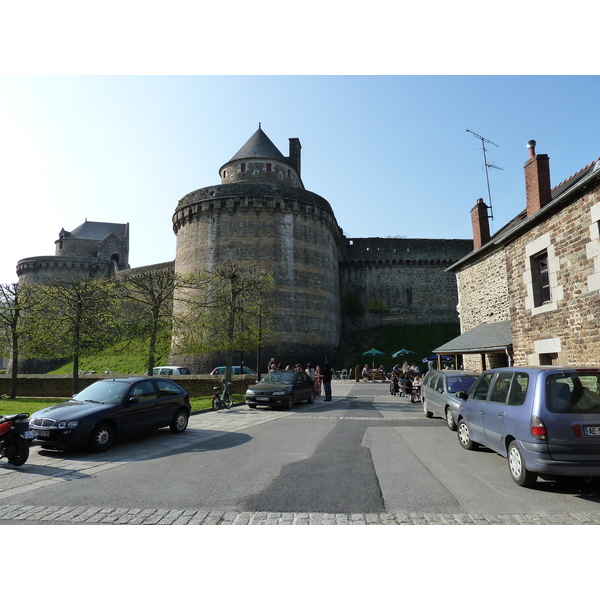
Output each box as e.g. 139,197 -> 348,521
3,380 -> 600,524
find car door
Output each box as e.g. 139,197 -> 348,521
294,372 -> 311,401
463,372 -> 495,444
116,380 -> 161,434
481,371 -> 513,454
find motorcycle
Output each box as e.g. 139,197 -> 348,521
0,395 -> 34,466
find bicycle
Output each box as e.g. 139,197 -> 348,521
212,381 -> 233,410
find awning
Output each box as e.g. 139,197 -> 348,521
433,321 -> 512,355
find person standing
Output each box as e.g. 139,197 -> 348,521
322,363 -> 333,401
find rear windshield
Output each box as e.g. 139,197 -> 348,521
447,375 -> 477,394
546,373 -> 600,413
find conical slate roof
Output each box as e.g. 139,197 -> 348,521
227,126 -> 286,162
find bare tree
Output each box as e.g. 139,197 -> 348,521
0,283 -> 33,398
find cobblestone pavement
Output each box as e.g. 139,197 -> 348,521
2,381 -> 600,525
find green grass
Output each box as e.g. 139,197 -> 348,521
0,395 -> 246,416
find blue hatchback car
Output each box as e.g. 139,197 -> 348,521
456,366 -> 600,487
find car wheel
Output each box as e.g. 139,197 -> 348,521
307,390 -> 315,404
508,441 -> 537,487
286,394 -> 295,410
423,398 -> 433,418
445,407 -> 456,431
170,408 -> 189,433
89,422 -> 115,453
457,419 -> 478,450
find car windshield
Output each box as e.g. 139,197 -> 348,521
447,375 -> 478,394
260,372 -> 295,384
74,381 -> 131,405
546,373 -> 600,413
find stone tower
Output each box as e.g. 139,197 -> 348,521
171,126 -> 342,371
17,220 -> 130,285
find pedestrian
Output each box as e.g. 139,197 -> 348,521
314,365 -> 322,395
268,358 -> 276,372
305,362 -> 315,381
322,363 -> 333,401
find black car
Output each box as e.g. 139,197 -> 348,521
29,377 -> 191,452
245,370 -> 315,409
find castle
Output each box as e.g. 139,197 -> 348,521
17,126 -> 472,371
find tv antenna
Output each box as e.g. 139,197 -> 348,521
466,129 -> 503,220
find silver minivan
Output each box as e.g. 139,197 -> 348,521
456,366 -> 600,487
421,370 -> 478,430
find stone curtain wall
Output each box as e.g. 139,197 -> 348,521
507,183 -> 600,367
340,238 -> 472,329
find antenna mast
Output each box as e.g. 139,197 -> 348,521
466,129 -> 503,220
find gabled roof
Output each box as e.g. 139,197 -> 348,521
61,221 -> 129,242
448,158 -> 600,272
227,126 -> 286,163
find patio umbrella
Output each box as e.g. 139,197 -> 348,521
362,348 -> 385,368
392,349 -> 415,358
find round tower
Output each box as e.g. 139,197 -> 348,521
171,126 -> 342,372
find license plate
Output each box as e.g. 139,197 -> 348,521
35,430 -> 50,438
583,426 -> 600,436
23,431 -> 35,439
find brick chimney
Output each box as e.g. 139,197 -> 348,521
524,140 -> 552,216
288,138 -> 301,178
471,198 -> 491,249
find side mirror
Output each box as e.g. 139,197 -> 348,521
456,391 -> 468,400
127,396 -> 140,405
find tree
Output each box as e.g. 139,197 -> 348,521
26,278 -> 124,395
173,262 -> 275,383
0,283 -> 33,398
119,267 -> 180,376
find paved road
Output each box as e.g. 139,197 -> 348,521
2,380 -> 600,525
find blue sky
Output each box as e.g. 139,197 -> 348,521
1,75 -> 597,284
0,4 -> 598,285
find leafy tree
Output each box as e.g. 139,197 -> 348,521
119,266 -> 179,376
174,262 -> 275,382
0,283 -> 34,398
26,278 -> 124,395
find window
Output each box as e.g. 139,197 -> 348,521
508,373 -> 529,406
266,163 -> 272,172
531,251 -> 551,306
489,372 -> 513,403
241,163 -> 246,172
472,373 -> 494,400
524,233 -> 562,314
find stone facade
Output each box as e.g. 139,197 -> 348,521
449,142 -> 600,370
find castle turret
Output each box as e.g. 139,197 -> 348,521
171,127 -> 341,371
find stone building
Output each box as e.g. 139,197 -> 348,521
17,220 -> 130,284
15,127 -> 472,371
437,141 -> 600,371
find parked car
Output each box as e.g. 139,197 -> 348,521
29,377 -> 191,452
152,366 -> 191,375
211,366 -> 257,376
456,366 -> 600,487
245,370 -> 315,409
421,369 -> 478,430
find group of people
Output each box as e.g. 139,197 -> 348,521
266,358 -> 333,401
361,361 -> 422,402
